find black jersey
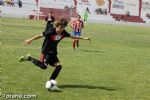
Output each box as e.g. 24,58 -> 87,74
45,16 -> 55,30
42,28 -> 70,54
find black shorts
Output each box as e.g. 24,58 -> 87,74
40,53 -> 59,66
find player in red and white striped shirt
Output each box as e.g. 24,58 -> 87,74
71,15 -> 84,49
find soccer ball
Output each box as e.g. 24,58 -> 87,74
45,80 -> 57,89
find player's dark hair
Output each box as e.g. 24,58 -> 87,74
77,15 -> 81,18
54,18 -> 68,28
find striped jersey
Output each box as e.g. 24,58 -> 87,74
71,20 -> 84,32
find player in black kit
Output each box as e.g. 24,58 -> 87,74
19,18 -> 90,90
45,12 -> 55,30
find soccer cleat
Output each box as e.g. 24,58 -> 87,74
50,85 -> 60,91
19,54 -> 31,62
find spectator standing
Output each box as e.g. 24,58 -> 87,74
45,12 -> 55,30
18,0 -> 22,8
0,0 -> 4,6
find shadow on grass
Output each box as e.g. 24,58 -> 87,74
59,85 -> 117,91
76,49 -> 105,53
48,89 -> 63,93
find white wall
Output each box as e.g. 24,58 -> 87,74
141,0 -> 150,23
125,0 -> 139,16
110,0 -> 124,14
77,0 -> 109,15
36,0 -> 74,9
110,0 -> 140,16
1,0 -> 150,24
0,6 -> 36,18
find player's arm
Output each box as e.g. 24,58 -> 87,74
70,21 -> 75,28
24,28 -> 53,45
70,35 -> 91,41
24,34 -> 43,45
64,30 -> 90,41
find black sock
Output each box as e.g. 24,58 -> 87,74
28,56 -> 47,69
50,65 -> 62,80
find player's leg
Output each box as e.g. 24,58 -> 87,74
46,54 -> 61,90
48,54 -> 62,80
84,17 -> 88,24
50,62 -> 62,80
76,39 -> 79,48
19,54 -> 47,69
72,31 -> 76,50
48,62 -> 61,90
73,39 -> 76,50
76,32 -> 81,48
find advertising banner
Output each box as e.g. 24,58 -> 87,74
125,0 -> 139,16
77,0 -> 108,15
111,0 -> 124,14
111,0 -> 139,16
112,0 -> 124,9
142,1 -> 150,11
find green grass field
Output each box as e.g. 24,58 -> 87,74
1,18 -> 150,100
